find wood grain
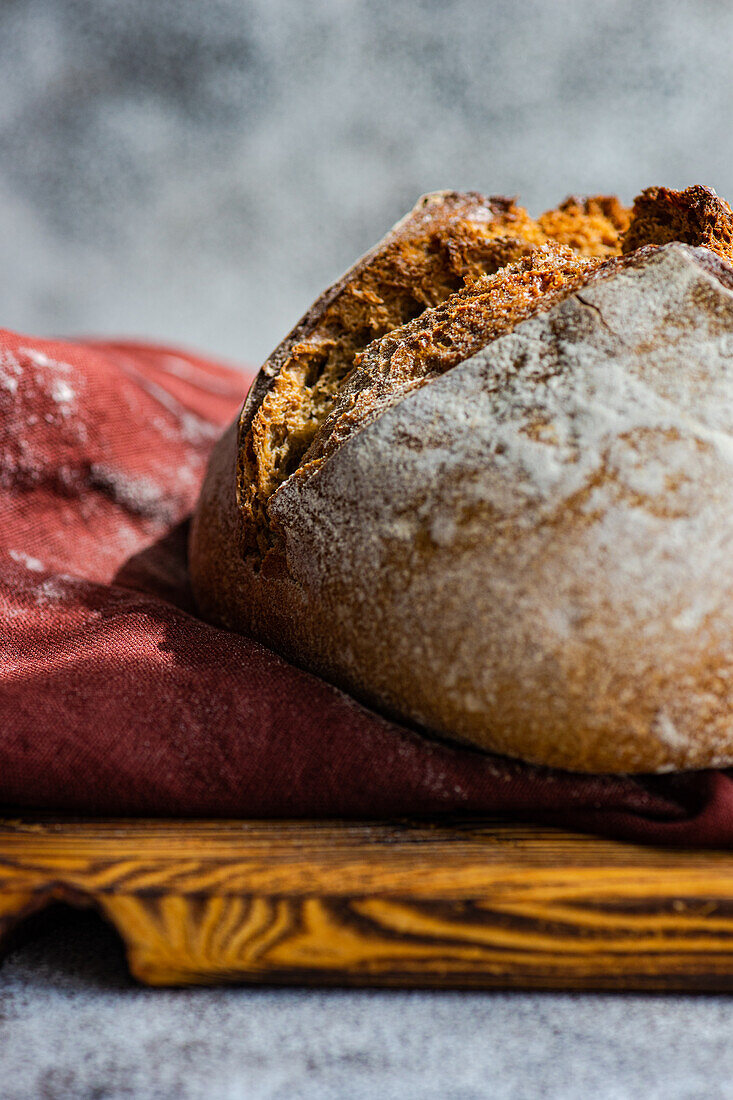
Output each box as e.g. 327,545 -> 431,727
2,815 -> 733,989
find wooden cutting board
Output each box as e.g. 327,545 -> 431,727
2,814 -> 733,991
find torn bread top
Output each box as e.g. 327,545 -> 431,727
237,184 -> 733,557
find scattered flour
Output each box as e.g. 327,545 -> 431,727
651,710 -> 688,750
19,347 -> 71,372
0,350 -> 22,394
8,549 -> 44,572
33,577 -> 69,605
50,379 -> 76,405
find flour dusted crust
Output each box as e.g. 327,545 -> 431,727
236,190 -> 626,554
190,184 -> 733,773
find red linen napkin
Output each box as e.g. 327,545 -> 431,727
3,326 -> 733,846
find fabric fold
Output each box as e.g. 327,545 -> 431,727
1,327 -> 732,845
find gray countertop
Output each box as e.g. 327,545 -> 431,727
2,908 -> 733,1100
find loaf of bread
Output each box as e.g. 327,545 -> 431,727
190,185 -> 733,773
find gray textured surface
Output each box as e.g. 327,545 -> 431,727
2,0 -> 733,364
3,2 -> 733,1094
1,909 -> 733,1100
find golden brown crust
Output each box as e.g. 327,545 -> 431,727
301,243 -> 599,472
238,190 -> 633,556
622,185 -> 733,261
538,194 -> 630,257
238,191 -> 537,554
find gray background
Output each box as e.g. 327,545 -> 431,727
4,2 -> 733,1096
2,0 -> 733,366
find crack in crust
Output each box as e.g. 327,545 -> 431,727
237,184 -> 733,562
295,245 -> 599,477
237,191 -> 627,557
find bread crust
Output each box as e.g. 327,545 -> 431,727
237,191 -> 535,553
190,188 -> 733,774
236,191 -> 629,556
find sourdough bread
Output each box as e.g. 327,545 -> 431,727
190,185 -> 733,773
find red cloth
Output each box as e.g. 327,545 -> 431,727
3,327 -> 733,847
